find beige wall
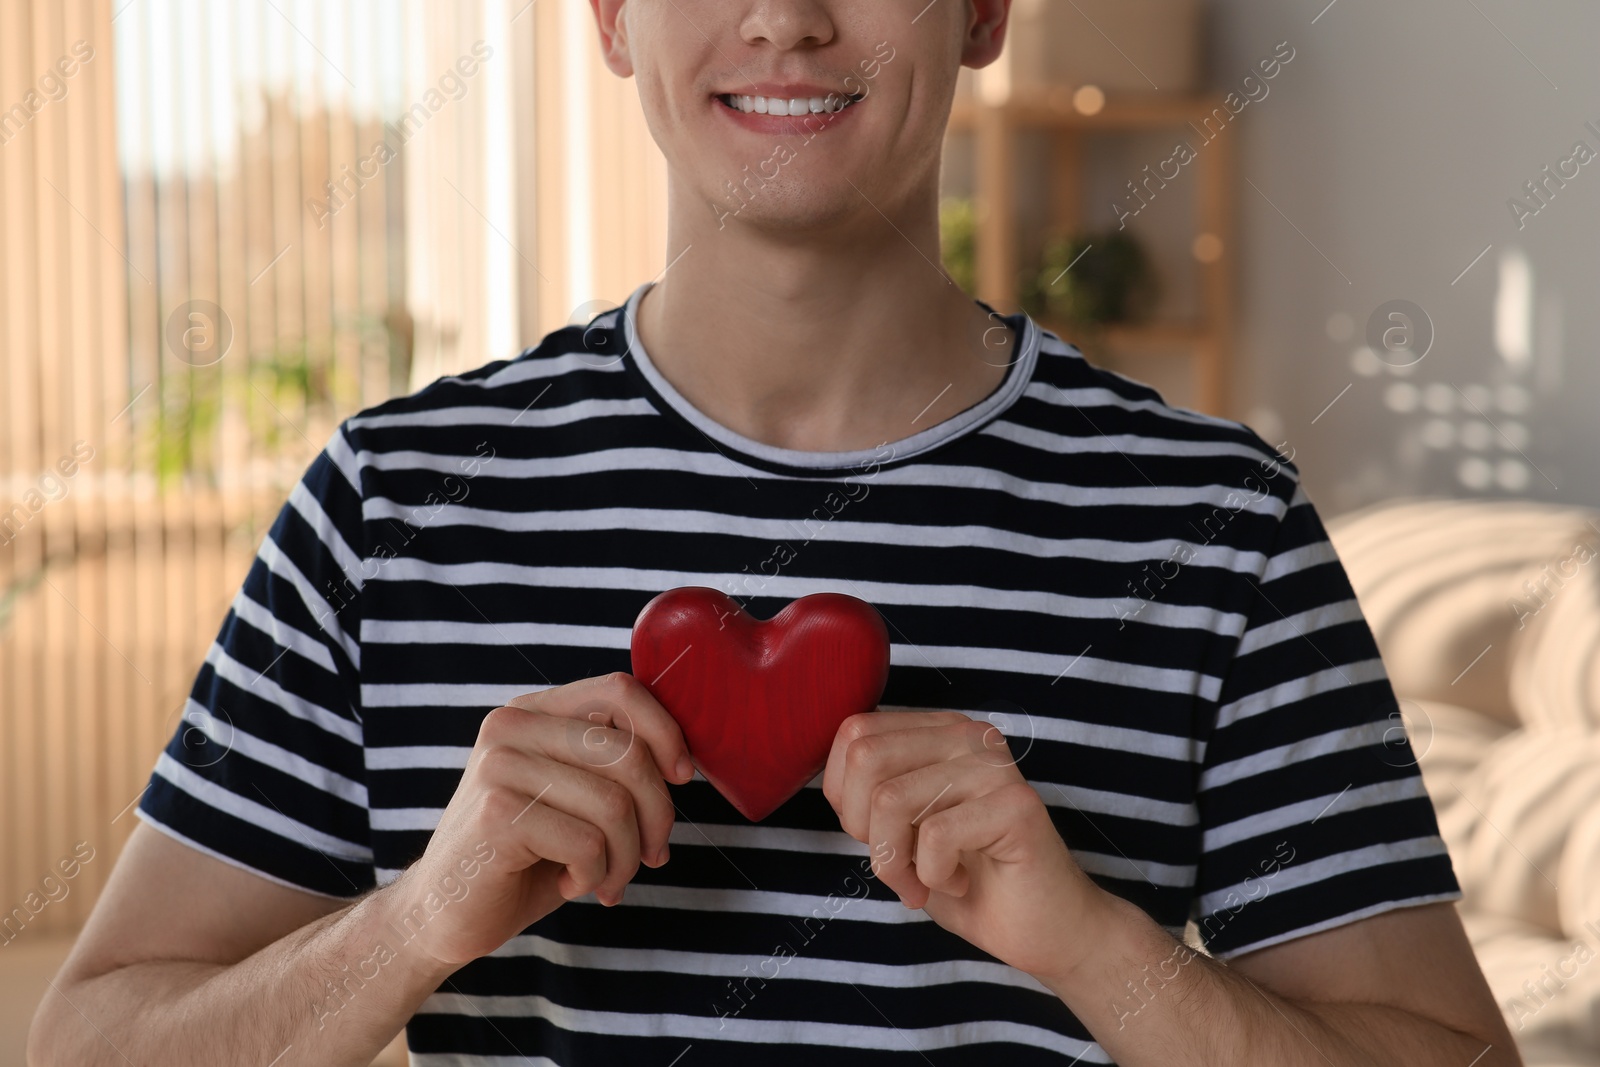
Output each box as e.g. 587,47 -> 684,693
1208,0 -> 1598,514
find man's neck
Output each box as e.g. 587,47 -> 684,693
634,184 -> 1015,456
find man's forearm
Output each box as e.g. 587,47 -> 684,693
29,872 -> 455,1067
1039,891 -> 1515,1067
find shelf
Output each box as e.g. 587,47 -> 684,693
946,82 -> 1235,416
947,91 -> 1229,133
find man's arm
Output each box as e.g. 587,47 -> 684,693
823,710 -> 1522,1067
26,822 -> 457,1067
28,673 -> 695,1067
1040,892 -> 1522,1066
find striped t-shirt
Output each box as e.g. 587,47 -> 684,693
137,282 -> 1461,1065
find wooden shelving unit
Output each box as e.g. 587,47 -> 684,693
946,86 -> 1236,417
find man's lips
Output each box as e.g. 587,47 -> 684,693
715,83 -> 860,102
713,89 -> 864,133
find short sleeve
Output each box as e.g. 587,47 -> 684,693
1191,482 -> 1462,958
135,425 -> 375,899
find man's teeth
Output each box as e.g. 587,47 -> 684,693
724,93 -> 854,117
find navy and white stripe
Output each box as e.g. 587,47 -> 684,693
138,283 -> 1459,1065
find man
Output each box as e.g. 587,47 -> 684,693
30,1 -> 1519,1064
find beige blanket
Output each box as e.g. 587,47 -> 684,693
1328,499 -> 1600,1059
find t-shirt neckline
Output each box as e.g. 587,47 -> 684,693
617,281 -> 1041,472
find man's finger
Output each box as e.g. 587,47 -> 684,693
508,672 -> 696,785
866,758 -> 998,906
492,791 -> 611,901
548,718 -> 678,869
479,748 -> 642,903
822,708 -> 970,801
827,716 -> 1001,833
913,782 -> 1042,897
481,704 -> 677,868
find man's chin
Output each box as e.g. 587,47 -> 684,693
705,187 -> 878,237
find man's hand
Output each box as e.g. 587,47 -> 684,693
822,711 -> 1522,1066
821,709 -> 1110,984
400,672 -> 695,972
28,673 -> 694,1067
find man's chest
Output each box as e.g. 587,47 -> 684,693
352,495 -> 1217,928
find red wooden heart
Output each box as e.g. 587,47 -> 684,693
630,587 -> 891,822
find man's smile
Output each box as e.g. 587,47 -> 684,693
712,82 -> 865,133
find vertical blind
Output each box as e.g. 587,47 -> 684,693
0,0 -> 667,941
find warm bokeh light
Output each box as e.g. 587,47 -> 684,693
1071,83 -> 1106,116
1192,232 -> 1224,263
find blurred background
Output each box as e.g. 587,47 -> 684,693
2,1 -> 1598,1064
